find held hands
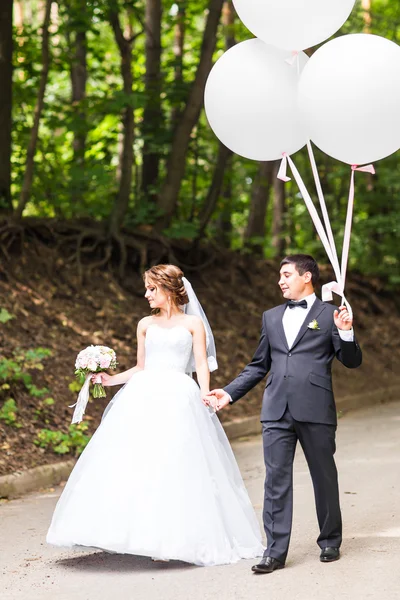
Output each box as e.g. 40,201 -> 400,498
201,391 -> 216,411
333,305 -> 353,331
202,389 -> 231,413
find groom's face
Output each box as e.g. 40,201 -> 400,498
279,263 -> 312,300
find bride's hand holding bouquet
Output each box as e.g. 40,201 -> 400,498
91,371 -> 114,387
70,345 -> 117,424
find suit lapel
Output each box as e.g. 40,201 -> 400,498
275,304 -> 289,351
290,298 -> 326,350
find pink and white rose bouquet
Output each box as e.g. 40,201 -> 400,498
70,345 -> 117,424
75,345 -> 117,398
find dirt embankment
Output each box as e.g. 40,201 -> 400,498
1,243 -> 399,476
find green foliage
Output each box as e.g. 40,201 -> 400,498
75,368 -> 89,384
0,348 -> 52,398
33,397 -> 55,423
34,422 -> 90,456
163,221 -> 199,240
0,309 -> 14,324
0,398 -> 22,428
68,379 -> 82,394
5,0 -> 400,286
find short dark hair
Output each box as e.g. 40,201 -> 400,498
280,254 -> 320,286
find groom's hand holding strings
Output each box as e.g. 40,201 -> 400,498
333,305 -> 353,331
203,389 -> 231,412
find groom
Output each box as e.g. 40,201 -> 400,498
205,254 -> 362,574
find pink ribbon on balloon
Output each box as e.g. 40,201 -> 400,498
277,153 -> 291,182
285,51 -> 299,67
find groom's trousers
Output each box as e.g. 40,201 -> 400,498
261,406 -> 342,563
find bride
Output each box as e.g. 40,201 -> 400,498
47,264 -> 264,566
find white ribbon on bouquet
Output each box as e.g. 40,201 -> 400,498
278,144 -> 375,317
69,373 -> 102,424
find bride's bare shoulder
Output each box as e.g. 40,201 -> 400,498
137,315 -> 154,333
182,314 -> 203,332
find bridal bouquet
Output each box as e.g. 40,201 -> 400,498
70,345 -> 117,424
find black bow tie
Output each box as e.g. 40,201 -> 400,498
287,299 -> 308,309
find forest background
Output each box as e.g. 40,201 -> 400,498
0,0 -> 399,477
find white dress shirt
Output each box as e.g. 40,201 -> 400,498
282,293 -> 354,349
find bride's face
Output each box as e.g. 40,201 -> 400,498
144,277 -> 168,310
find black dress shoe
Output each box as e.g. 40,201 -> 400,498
320,547 -> 340,562
252,556 -> 285,574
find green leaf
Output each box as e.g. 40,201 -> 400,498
0,309 -> 14,324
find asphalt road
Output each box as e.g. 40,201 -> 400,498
2,401 -> 400,600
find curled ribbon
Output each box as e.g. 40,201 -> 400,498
321,281 -> 344,302
351,164 -> 375,174
277,153 -> 291,182
321,281 -> 352,319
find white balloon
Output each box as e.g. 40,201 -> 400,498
298,34 -> 400,165
204,39 -> 308,161
232,0 -> 355,52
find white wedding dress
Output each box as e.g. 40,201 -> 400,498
47,324 -> 264,566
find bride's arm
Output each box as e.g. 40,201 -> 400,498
191,317 -> 210,397
100,318 -> 147,386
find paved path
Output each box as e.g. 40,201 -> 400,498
2,402 -> 400,600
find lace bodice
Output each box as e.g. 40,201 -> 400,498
144,324 -> 193,373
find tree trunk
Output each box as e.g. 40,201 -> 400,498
271,160 -> 286,256
141,0 -> 162,203
170,2 -> 186,129
222,0 -> 235,49
361,0 -> 371,33
108,9 -> 134,235
70,1 -> 87,166
218,176 -> 233,247
244,161 -> 274,255
156,0 -> 224,230
198,143 -> 232,235
0,0 -> 13,214
197,1 -> 235,238
361,1 -> 374,192
15,0 -> 52,219
67,0 -> 88,204
14,1 -> 24,30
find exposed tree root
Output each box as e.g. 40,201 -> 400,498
0,218 -> 221,286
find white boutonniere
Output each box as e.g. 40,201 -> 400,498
308,319 -> 320,330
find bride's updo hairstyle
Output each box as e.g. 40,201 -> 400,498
144,264 -> 189,309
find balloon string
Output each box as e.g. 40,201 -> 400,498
307,141 -> 342,288
341,163 -> 375,299
279,151 -> 349,313
279,152 -> 335,266
277,152 -> 373,316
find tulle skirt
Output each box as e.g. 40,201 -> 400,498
46,369 -> 264,566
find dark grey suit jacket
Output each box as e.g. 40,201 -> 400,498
224,299 -> 362,425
